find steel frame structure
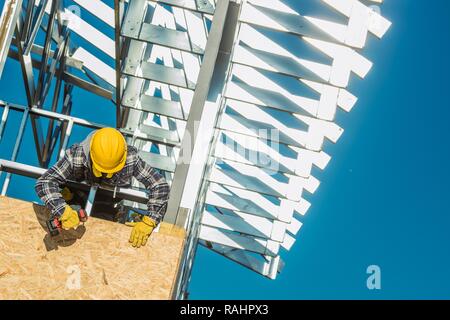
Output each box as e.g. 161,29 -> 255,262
0,0 -> 391,299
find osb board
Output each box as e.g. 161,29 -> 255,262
0,196 -> 186,300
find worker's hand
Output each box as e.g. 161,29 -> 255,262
60,205 -> 80,230
125,216 -> 156,248
61,187 -> 74,201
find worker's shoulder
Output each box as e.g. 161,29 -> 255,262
127,145 -> 138,155
126,145 -> 139,162
125,146 -> 141,168
66,143 -> 85,157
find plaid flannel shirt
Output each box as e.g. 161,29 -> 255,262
35,134 -> 169,224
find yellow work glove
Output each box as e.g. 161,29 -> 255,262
61,187 -> 74,201
126,216 -> 156,248
60,205 -> 80,230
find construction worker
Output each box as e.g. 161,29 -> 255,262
35,127 -> 170,248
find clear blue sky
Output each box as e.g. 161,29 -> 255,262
1,0 -> 449,299
189,0 -> 450,299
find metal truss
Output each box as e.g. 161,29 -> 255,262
196,0 -> 392,282
1,0 -> 114,170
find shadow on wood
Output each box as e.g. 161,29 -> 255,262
32,203 -> 87,251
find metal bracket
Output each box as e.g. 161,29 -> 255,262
84,184 -> 98,216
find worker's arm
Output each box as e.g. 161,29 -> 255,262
35,146 -> 75,217
133,155 -> 170,225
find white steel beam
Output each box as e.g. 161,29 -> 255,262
72,0 -> 115,28
205,182 -> 310,222
213,129 -> 331,177
61,8 -> 115,59
201,208 -> 288,242
233,23 -> 372,88
321,0 -> 391,46
218,99 -> 343,151
226,64 -> 358,121
199,225 -> 280,257
199,240 -> 282,279
208,159 -> 320,201
71,47 -> 116,87
0,0 -> 23,78
164,0 -> 231,226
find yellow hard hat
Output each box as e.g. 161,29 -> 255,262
90,128 -> 127,178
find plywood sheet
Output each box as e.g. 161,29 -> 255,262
0,196 -> 186,300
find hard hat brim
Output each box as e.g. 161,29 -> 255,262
91,150 -> 127,175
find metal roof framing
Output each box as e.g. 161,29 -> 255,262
0,0 -> 391,299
